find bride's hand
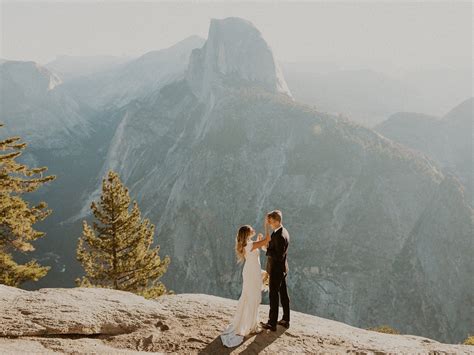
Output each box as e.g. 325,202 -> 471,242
257,233 -> 263,241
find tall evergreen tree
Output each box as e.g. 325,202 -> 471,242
0,124 -> 55,286
77,170 -> 170,298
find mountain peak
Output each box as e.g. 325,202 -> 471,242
442,97 -> 473,124
1,60 -> 62,92
186,17 -> 291,99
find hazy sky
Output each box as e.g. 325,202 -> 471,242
1,1 -> 472,73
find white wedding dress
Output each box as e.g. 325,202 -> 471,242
220,239 -> 263,347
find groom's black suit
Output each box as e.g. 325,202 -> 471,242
265,225 -> 290,326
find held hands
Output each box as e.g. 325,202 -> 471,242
252,215 -> 270,251
254,232 -> 269,251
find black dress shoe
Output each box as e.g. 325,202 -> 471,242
278,319 -> 290,328
260,321 -> 277,331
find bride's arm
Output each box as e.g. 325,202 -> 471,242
251,232 -> 270,251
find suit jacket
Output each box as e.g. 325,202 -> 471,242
265,226 -> 290,275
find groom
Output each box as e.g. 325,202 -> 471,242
261,210 -> 290,331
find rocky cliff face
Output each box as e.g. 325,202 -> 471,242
0,285 -> 470,354
86,18 -> 473,343
186,17 -> 291,99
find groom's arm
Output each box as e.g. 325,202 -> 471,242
261,217 -> 270,251
272,233 -> 286,261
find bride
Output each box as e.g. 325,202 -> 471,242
220,223 -> 271,347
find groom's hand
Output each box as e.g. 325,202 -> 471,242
265,231 -> 271,243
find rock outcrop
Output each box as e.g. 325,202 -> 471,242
186,17 -> 291,99
0,285 -> 471,354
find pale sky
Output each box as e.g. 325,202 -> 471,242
1,1 -> 472,73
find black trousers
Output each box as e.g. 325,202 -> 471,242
268,270 -> 290,326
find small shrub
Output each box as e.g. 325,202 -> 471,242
463,335 -> 474,345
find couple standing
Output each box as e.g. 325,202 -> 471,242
220,210 -> 290,348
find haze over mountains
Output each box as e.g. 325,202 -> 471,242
283,63 -> 472,127
0,60 -> 92,152
0,16 -> 472,344
62,36 -> 205,109
46,54 -> 131,81
376,98 -> 473,204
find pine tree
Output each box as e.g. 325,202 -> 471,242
77,170 -> 170,298
0,124 -> 55,286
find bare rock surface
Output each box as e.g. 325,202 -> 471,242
0,285 -> 164,337
0,285 -> 471,354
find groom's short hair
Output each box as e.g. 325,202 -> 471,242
268,210 -> 282,223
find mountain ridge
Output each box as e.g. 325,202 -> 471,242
0,60 -> 91,151
45,54 -> 131,80
63,35 -> 205,109
376,97 -> 473,203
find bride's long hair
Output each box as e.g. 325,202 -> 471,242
235,225 -> 253,263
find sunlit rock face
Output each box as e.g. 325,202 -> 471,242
87,18 -> 474,344
186,17 -> 291,99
